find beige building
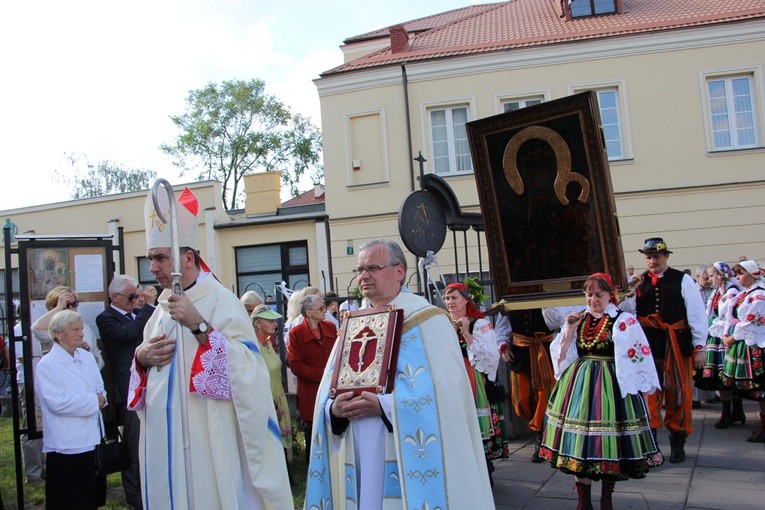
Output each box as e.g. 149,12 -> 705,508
0,174 -> 331,308
2,1 -> 765,310
316,0 -> 765,289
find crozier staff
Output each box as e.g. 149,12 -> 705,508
127,184 -> 292,509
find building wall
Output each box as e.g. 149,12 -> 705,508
0,181 -> 326,297
317,22 -> 765,289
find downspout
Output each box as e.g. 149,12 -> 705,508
402,63 -> 415,192
324,215 -> 334,291
401,62 -> 422,294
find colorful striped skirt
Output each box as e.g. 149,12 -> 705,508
539,355 -> 664,481
722,342 -> 765,400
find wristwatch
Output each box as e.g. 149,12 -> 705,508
191,320 -> 210,335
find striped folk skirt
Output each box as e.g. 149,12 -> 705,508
540,356 -> 664,481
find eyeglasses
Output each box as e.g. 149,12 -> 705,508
117,292 -> 138,302
66,300 -> 80,309
311,306 -> 327,312
352,264 -> 395,275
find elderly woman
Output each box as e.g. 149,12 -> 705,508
287,294 -> 337,464
541,273 -> 663,510
720,260 -> 765,442
250,304 -> 293,460
240,290 -> 264,316
443,283 -> 503,483
32,286 -> 104,370
35,310 -> 107,510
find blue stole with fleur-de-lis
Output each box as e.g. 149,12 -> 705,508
393,321 -> 447,509
304,317 -> 448,510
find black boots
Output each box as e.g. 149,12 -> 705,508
669,432 -> 687,463
731,398 -> 747,426
601,480 -> 616,510
714,400 -> 732,429
575,482 -> 593,510
486,456 -> 495,487
531,432 -> 544,463
746,412 -> 765,443
717,398 -> 747,428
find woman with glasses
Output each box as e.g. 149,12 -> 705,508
287,294 -> 337,465
250,304 -> 293,463
32,286 -> 104,370
719,260 -> 765,442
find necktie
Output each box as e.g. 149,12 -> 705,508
125,312 -> 133,321
648,272 -> 660,286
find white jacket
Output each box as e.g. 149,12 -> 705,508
35,342 -> 105,453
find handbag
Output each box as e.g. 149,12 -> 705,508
484,377 -> 507,404
94,415 -> 131,476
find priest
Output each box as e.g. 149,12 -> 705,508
304,238 -> 495,510
127,186 -> 292,509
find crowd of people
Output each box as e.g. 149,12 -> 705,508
9,210 -> 764,509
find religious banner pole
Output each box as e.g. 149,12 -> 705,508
151,179 -> 196,510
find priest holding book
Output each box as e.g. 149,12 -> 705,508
304,238 -> 495,510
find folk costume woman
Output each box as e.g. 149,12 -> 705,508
540,273 -> 663,510
720,260 -> 765,442
696,261 -> 746,428
443,283 -> 503,483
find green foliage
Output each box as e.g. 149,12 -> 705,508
57,154 -> 156,200
161,79 -> 323,210
463,276 -> 488,307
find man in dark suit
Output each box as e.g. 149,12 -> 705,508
96,275 -> 156,510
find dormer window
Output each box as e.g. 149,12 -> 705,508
568,0 -> 619,19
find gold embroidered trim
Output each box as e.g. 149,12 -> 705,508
403,306 -> 449,333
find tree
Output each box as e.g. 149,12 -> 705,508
161,79 -> 323,210
57,154 -> 156,199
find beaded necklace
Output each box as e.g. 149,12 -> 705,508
578,313 -> 611,349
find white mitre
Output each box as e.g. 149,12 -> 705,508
144,186 -> 200,250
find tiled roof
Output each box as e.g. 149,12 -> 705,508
343,3 -> 505,43
281,187 -> 326,208
323,0 -> 765,76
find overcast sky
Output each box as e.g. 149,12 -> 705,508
0,0 -> 489,210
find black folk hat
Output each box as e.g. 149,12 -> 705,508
639,237 -> 673,254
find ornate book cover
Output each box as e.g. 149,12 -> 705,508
329,305 -> 404,397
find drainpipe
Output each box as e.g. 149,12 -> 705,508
401,63 -> 415,193
401,62 -> 422,294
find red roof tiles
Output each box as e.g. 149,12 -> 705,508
323,0 -> 765,76
281,187 -> 326,208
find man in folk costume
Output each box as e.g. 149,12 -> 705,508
304,239 -> 495,510
127,186 -> 293,509
620,237 -> 708,463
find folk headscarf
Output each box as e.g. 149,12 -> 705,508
444,282 -> 485,319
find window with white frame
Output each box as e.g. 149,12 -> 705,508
595,88 -> 625,160
429,105 -> 472,175
706,74 -> 758,150
502,96 -> 544,113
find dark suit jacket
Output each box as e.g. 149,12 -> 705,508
96,304 -> 154,403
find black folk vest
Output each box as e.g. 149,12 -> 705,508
636,267 -> 694,358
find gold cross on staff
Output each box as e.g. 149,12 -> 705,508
351,330 -> 377,373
